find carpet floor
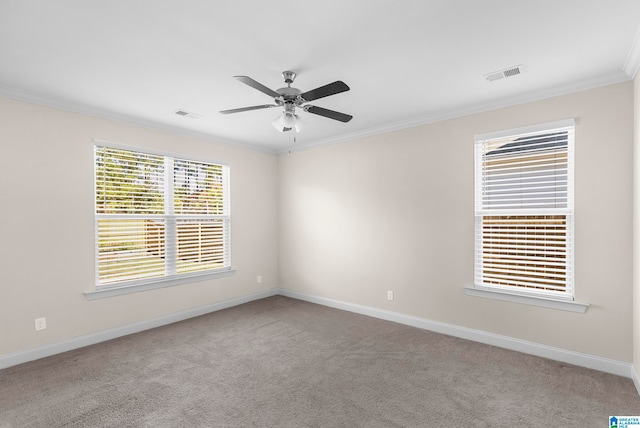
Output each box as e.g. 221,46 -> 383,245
1,295 -> 639,427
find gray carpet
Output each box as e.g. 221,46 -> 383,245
1,296 -> 639,427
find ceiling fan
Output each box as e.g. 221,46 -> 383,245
220,71 -> 353,133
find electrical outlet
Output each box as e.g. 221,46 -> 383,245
35,317 -> 47,331
387,290 -> 394,301
257,275 -> 262,284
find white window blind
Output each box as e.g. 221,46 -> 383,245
474,120 -> 574,298
173,157 -> 230,275
95,144 -> 230,289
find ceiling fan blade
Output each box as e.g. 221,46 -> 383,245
234,76 -> 281,98
301,81 -> 350,102
219,104 -> 277,114
306,105 -> 353,123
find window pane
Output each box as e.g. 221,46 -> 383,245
176,219 -> 227,274
480,215 -> 568,292
97,219 -> 165,284
173,159 -> 225,215
95,146 -> 164,214
482,131 -> 569,210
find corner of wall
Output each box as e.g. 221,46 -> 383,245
633,70 -> 640,392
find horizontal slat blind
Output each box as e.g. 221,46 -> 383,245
174,158 -> 226,215
176,218 -> 229,274
478,215 -> 570,292
95,144 -> 230,288
474,122 -> 574,297
95,146 -> 164,214
478,130 -> 571,211
97,219 -> 166,283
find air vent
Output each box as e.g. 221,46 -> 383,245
174,109 -> 202,119
484,65 -> 524,82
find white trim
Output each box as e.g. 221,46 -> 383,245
281,72 -> 629,154
474,207 -> 574,217
0,70 -> 631,157
464,286 -> 588,313
624,26 -> 640,79
85,269 -> 236,300
0,85 -> 278,155
474,122 -> 576,302
276,288 -> 627,378
473,118 -> 575,143
0,288 -> 277,370
632,365 -> 640,396
93,144 -> 232,292
0,287 -> 631,382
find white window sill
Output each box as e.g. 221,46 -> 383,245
85,269 -> 236,300
464,286 -> 589,313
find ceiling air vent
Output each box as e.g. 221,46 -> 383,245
174,109 -> 202,119
484,65 -> 524,82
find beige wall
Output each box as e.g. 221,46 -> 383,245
1,80 -> 635,365
0,96 -> 278,356
279,82 -> 634,362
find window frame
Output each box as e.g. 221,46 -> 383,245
468,119 -> 587,312
89,140 -> 232,298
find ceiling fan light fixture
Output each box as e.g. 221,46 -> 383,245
272,113 -> 292,133
282,112 -> 296,128
272,110 -> 304,133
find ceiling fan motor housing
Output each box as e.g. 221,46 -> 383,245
276,86 -> 302,98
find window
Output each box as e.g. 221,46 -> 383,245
94,143 -> 230,290
474,119 -> 574,300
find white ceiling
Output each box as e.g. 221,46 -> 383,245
1,1 -> 639,153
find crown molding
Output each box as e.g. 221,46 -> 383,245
0,69 -> 631,158
624,26 -> 640,78
282,71 -> 632,154
0,84 -> 278,155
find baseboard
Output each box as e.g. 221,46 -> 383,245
632,365 -> 640,395
0,288 -> 278,370
2,286 -> 634,382
277,288 -> 633,379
